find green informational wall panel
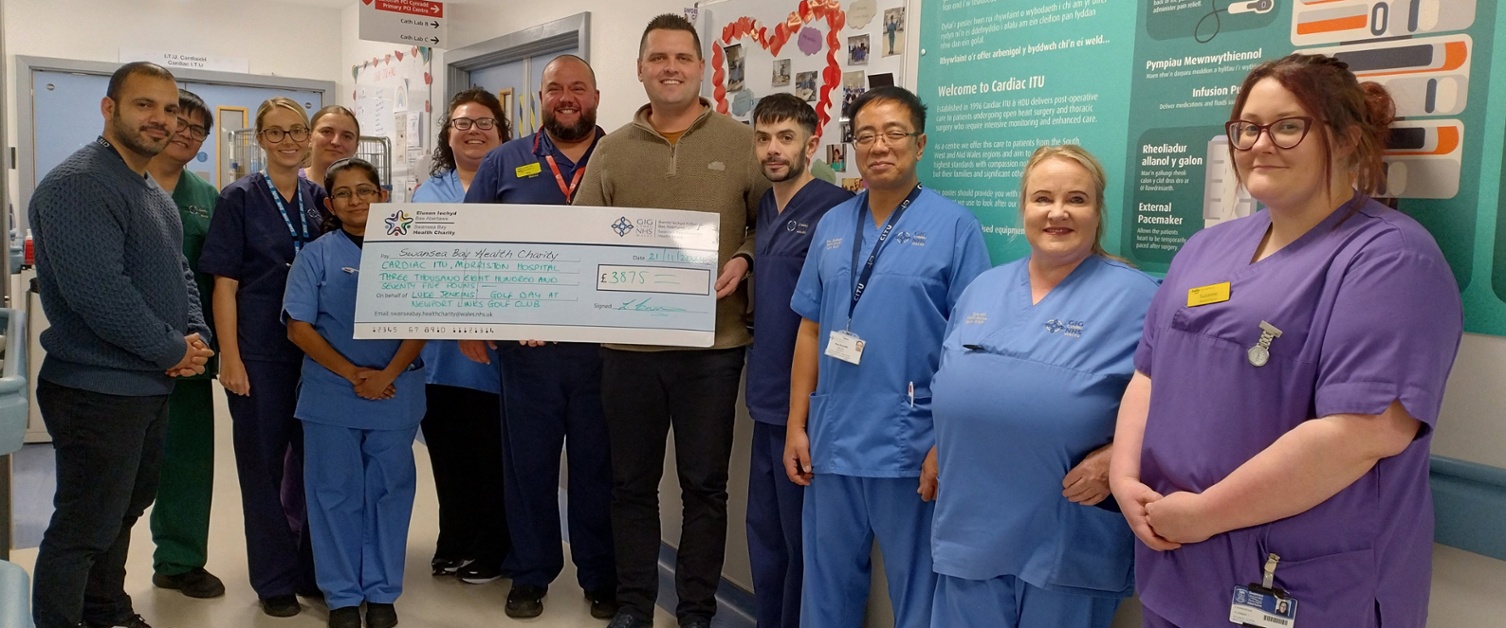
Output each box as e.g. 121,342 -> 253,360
919,0 -> 1506,335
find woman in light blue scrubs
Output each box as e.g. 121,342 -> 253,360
411,88 -> 512,579
284,159 -> 426,628
929,145 -> 1157,627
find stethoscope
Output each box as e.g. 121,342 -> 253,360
1196,0 -> 1275,44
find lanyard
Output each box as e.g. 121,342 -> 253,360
848,184 -> 922,323
264,173 -> 310,252
534,133 -> 586,203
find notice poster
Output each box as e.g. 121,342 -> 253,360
921,0 -> 1135,262
921,1 -> 1506,334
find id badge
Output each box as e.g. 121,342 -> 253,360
1229,584 -> 1298,627
825,330 -> 866,365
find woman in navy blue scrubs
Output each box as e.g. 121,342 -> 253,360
200,96 -> 326,617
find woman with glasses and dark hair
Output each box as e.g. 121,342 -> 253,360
200,96 -> 326,618
304,105 -> 361,184
410,87 -> 515,582
1109,53 -> 1462,627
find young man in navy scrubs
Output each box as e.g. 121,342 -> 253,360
744,93 -> 852,628
458,54 -> 619,620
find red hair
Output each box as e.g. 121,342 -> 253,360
1228,53 -> 1395,198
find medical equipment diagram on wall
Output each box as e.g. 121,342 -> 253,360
1295,0 -> 1476,201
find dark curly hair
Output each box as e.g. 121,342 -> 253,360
430,88 -> 509,178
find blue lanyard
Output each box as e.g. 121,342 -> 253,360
264,173 -> 310,252
848,184 -> 922,324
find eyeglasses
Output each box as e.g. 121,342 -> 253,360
331,185 -> 382,203
1226,117 -> 1315,151
853,130 -> 920,148
450,117 -> 499,131
175,117 -> 208,142
260,127 -> 310,143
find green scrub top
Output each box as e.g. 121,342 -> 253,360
173,169 -> 219,378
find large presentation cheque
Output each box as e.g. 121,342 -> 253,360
354,203 -> 721,347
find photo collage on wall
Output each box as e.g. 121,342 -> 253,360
704,0 -> 910,192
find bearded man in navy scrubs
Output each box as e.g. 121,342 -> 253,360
743,93 -> 852,628
459,54 -> 619,620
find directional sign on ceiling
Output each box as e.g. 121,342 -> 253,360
358,0 -> 448,49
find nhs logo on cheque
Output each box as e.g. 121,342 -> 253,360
611,216 -> 662,238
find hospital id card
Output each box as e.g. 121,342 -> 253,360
825,330 -> 866,365
1229,584 -> 1297,627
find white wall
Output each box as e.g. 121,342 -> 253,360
3,0 -> 345,213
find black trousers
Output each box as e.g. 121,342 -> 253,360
32,380 -> 169,628
419,384 -> 509,566
600,347 -> 745,622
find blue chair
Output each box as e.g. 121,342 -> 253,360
0,308 -> 33,628
0,308 -> 29,456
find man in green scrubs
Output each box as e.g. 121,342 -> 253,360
145,88 -> 225,599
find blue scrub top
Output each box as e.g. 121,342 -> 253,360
464,128 -> 605,206
745,179 -> 853,425
283,230 -> 425,430
413,169 -> 501,394
930,255 -> 1157,595
791,187 -> 990,477
201,172 -> 328,363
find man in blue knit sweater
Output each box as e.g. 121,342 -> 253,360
28,61 -> 214,628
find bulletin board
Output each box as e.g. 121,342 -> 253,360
352,46 -> 435,201
917,0 -> 1506,337
699,0 -> 914,193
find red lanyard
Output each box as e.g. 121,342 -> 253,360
545,154 -> 584,204
534,133 -> 586,203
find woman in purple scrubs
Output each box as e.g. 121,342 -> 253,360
1109,54 -> 1463,627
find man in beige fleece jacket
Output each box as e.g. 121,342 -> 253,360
573,12 -> 770,628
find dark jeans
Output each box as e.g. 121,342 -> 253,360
32,379 -> 170,628
600,347 -> 745,622
419,384 -> 508,566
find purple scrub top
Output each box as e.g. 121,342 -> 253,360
1134,194 -> 1461,627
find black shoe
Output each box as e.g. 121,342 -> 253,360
456,561 -> 502,584
431,556 -> 472,576
366,602 -> 399,628
586,586 -> 619,620
83,615 -> 153,628
505,584 -> 547,618
261,594 -> 301,617
152,567 -> 226,599
327,606 -> 361,628
679,618 -> 710,628
607,612 -> 653,628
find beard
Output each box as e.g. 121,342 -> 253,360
543,107 -> 598,142
110,110 -> 171,158
762,156 -> 807,183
